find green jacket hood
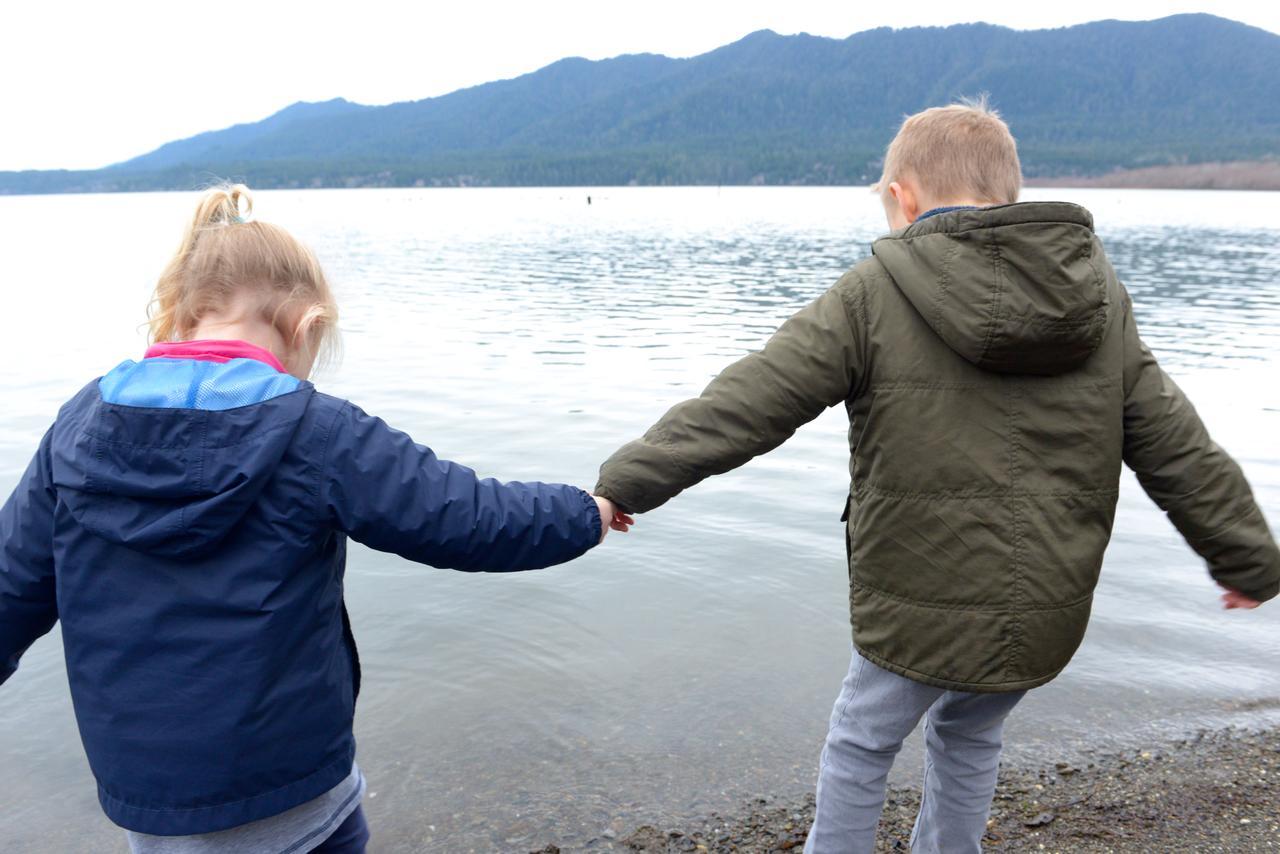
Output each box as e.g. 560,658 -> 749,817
872,202 -> 1110,376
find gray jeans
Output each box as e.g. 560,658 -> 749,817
804,649 -> 1025,854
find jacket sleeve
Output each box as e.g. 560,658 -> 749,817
0,428 -> 59,685
322,402 -> 602,572
596,277 -> 866,513
1120,293 -> 1280,601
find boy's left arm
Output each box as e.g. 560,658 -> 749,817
0,429 -> 59,686
597,277 -> 865,513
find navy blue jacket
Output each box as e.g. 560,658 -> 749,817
0,355 -> 601,835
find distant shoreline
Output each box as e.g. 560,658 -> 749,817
4,160 -> 1280,196
1027,160 -> 1280,191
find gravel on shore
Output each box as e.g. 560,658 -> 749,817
533,726 -> 1279,853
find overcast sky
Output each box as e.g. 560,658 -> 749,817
4,0 -> 1277,172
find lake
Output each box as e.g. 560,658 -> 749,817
0,187 -> 1277,852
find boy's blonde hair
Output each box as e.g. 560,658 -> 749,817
875,96 -> 1022,207
149,184 -> 339,370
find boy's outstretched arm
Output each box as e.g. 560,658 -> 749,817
1120,291 -> 1280,604
323,402 -> 607,572
0,429 -> 59,685
597,279 -> 864,514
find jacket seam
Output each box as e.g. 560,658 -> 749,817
836,272 -> 871,401
1185,503 -> 1272,551
854,645 -> 1061,693
652,424 -> 696,482
81,419 -> 300,451
852,484 -> 1119,500
312,398 -> 349,527
86,408 -> 104,496
851,579 -> 1093,613
857,270 -> 873,399
95,385 -> 312,416
930,240 -> 962,337
98,751 -> 353,814
195,411 -> 208,495
184,410 -> 207,539
39,428 -> 58,502
884,215 -> 1095,243
1083,239 -> 1111,352
1123,415 -> 1187,451
1004,383 -> 1024,681
977,232 -> 1008,364
869,377 -> 1119,392
1192,506 -> 1253,542
1024,315 -> 1104,330
747,347 -> 808,424
1119,291 -> 1141,399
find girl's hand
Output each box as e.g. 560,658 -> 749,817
591,495 -> 634,543
1218,583 -> 1261,610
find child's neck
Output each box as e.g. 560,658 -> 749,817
912,198 -> 985,223
189,316 -> 289,370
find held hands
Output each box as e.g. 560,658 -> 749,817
1218,582 -> 1261,610
592,495 -> 635,544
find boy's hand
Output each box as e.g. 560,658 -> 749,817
1218,583 -> 1261,610
610,507 -> 635,534
592,496 -> 635,543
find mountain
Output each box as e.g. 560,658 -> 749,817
106,98 -> 372,171
3,14 -> 1278,193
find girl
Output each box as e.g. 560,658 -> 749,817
0,185 -> 630,853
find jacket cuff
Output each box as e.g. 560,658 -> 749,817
1243,577 -> 1280,603
578,489 -> 603,549
593,479 -> 639,516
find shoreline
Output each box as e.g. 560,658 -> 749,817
5,161 -> 1280,197
534,725 -> 1279,852
1025,160 -> 1280,191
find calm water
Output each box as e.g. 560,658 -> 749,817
0,187 -> 1277,852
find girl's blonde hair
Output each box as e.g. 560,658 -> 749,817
149,184 -> 339,371
875,95 -> 1022,207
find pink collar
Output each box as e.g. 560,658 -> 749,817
144,339 -> 289,374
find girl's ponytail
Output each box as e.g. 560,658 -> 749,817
148,184 -> 339,372
192,183 -> 253,227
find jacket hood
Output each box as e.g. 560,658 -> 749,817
871,202 -> 1111,375
51,360 -> 313,559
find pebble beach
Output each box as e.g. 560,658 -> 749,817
528,725 -> 1279,853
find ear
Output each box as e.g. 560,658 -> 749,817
889,181 -> 922,223
283,306 -> 325,379
292,309 -> 319,349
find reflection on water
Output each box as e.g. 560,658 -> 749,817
1106,226 -> 1280,368
0,187 -> 1277,852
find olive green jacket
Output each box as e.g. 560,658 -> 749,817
596,202 -> 1280,692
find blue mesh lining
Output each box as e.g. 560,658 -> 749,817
99,358 -> 302,411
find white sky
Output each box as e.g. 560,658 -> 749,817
4,0 -> 1277,171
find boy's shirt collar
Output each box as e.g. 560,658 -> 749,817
916,205 -> 979,222
144,339 -> 288,374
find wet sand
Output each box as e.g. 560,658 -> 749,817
531,725 -> 1278,852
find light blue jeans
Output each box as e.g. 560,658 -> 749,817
804,649 -> 1026,854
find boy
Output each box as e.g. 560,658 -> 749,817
594,101 -> 1280,852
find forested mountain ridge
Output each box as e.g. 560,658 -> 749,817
4,13 -> 1277,193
